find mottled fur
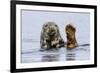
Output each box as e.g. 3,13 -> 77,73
40,22 -> 64,50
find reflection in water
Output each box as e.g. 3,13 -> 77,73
41,54 -> 59,62
21,44 -> 90,63
66,49 -> 76,61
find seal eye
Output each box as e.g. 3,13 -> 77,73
55,24 -> 58,27
45,25 -> 48,27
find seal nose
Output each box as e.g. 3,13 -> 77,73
49,29 -> 55,36
50,29 -> 54,32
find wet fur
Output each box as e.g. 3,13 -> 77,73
65,24 -> 78,49
40,22 -> 64,50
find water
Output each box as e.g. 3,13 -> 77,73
21,10 -> 90,63
21,41 -> 90,63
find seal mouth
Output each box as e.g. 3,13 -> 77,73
49,32 -> 55,36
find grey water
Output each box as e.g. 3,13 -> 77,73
21,10 -> 90,63
21,40 -> 90,63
